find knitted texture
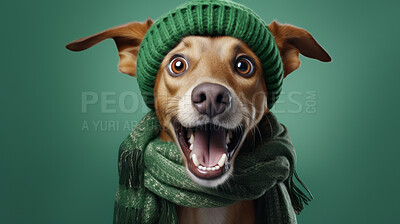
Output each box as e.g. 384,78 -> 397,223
136,0 -> 284,109
113,111 -> 311,224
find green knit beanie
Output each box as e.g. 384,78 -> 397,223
136,0 -> 283,109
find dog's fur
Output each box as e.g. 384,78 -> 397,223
67,18 -> 330,224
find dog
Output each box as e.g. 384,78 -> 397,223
67,15 -> 330,224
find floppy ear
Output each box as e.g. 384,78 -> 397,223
268,20 -> 331,78
66,19 -> 153,77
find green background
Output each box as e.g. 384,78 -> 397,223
1,0 -> 399,223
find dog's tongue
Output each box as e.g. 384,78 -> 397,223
192,126 -> 227,166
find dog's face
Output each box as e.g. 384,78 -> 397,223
154,36 -> 268,186
66,19 -> 330,187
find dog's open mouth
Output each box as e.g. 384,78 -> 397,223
173,120 -> 243,180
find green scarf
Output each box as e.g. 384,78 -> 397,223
113,111 -> 311,224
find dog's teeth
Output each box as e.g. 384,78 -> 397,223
192,154 -> 200,167
217,154 -> 227,167
186,130 -> 191,139
211,167 -> 216,171
226,133 -> 230,145
206,167 -> 211,171
189,144 -> 193,150
215,165 -> 220,170
189,133 -> 194,144
228,130 -> 233,139
199,166 -> 206,171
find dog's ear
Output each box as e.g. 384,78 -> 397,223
66,19 -> 153,77
268,20 -> 331,78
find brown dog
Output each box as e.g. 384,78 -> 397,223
67,18 -> 330,223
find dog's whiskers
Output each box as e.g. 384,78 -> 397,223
241,112 -> 263,149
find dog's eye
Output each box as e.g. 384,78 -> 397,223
168,56 -> 188,76
234,56 -> 254,77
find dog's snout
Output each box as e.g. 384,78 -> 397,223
191,83 -> 231,118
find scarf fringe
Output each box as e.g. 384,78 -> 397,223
285,171 -> 314,214
118,144 -> 144,188
113,201 -> 142,224
113,198 -> 177,224
158,198 -> 178,224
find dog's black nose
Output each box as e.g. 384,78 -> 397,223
191,83 -> 231,118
